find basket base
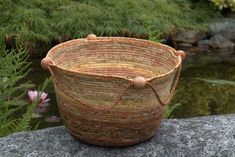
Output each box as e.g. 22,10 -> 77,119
68,130 -> 155,147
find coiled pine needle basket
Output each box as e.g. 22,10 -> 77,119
41,34 -> 185,147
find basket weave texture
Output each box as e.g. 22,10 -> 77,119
41,34 -> 185,146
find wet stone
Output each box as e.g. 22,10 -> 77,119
173,29 -> 207,44
209,18 -> 235,42
0,114 -> 235,157
197,35 -> 235,53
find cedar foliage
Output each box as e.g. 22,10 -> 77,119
0,0 -> 218,55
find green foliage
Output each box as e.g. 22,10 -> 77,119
0,48 -> 30,137
194,78 -> 235,86
1,3 -> 53,42
0,45 -> 50,137
209,0 -> 235,11
15,78 -> 50,132
144,17 -> 165,42
0,0 -> 219,55
51,3 -> 102,38
164,103 -> 182,119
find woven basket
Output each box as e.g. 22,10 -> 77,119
41,34 -> 185,147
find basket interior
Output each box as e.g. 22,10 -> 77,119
48,38 -> 180,79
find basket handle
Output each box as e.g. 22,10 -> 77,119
160,50 -> 185,104
113,63 -> 182,108
112,76 -> 168,108
41,50 -> 184,111
114,50 -> 185,107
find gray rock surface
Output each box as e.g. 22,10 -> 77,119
173,29 -> 207,44
197,39 -> 211,49
1,114 -> 235,157
210,35 -> 234,50
177,43 -> 193,48
228,12 -> 235,19
209,18 -> 235,41
197,35 -> 234,51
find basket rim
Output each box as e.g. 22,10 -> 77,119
46,36 -> 182,82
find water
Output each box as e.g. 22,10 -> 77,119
26,59 -> 63,129
169,62 -> 235,118
26,59 -> 235,129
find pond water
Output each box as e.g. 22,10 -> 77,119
170,61 -> 235,118
26,58 -> 235,129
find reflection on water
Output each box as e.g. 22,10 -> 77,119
26,59 -> 235,129
170,62 -> 235,118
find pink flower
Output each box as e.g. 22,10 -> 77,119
28,90 -> 50,107
38,92 -> 50,107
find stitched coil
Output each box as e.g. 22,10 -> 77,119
41,34 -> 185,147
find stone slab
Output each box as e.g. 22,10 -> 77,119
0,114 -> 235,157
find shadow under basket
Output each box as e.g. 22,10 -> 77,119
41,34 -> 185,147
